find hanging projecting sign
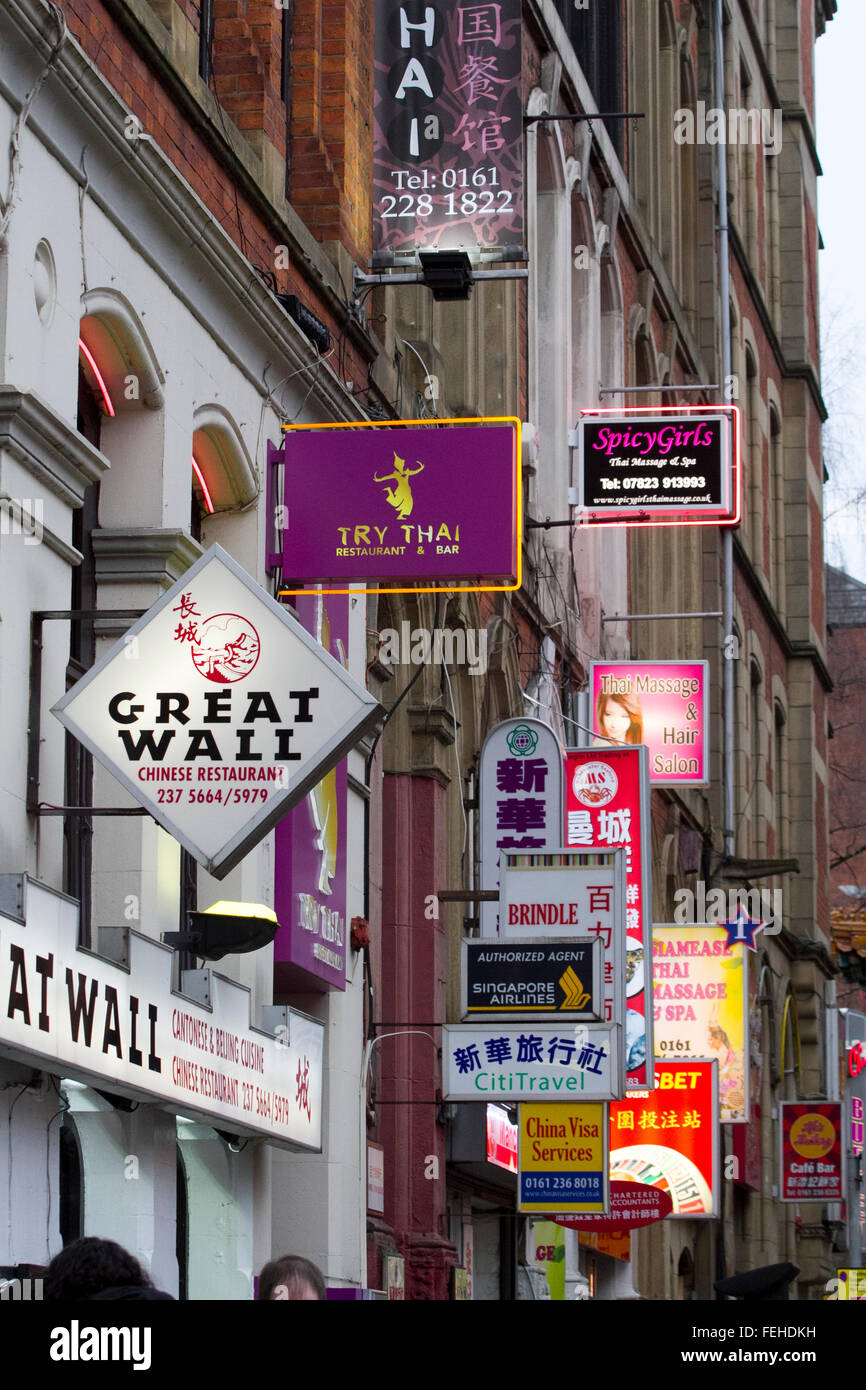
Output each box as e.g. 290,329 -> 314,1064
478,718 -> 564,937
274,593 -> 350,993
279,419 -> 520,595
518,1104 -> 608,1214
442,1023 -> 622,1101
0,876 -> 324,1150
565,747 -> 654,1089
51,545 -> 380,879
844,1012 -> 866,1257
609,1060 -> 720,1218
551,1181 -> 673,1232
780,1102 -> 844,1203
653,925 -> 748,1124
576,407 -> 739,526
461,937 -> 602,1020
373,0 -> 523,260
590,661 -> 709,785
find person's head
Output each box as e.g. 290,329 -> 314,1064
708,1024 -> 731,1051
596,691 -> 643,744
44,1237 -> 153,1301
258,1254 -> 326,1301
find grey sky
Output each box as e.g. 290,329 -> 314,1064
816,1 -> 866,583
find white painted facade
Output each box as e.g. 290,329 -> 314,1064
0,0 -> 369,1298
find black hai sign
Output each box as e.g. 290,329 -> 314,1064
461,937 -> 602,1020
576,409 -> 738,526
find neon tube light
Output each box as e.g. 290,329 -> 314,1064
77,338 -> 115,417
191,456 -> 215,514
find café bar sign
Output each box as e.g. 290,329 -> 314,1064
0,877 -> 324,1150
373,0 -> 524,260
51,545 -> 380,879
280,418 -> 520,595
576,407 -> 739,526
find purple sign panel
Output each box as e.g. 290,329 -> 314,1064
373,1 -> 524,259
274,594 -> 348,992
281,421 -> 519,592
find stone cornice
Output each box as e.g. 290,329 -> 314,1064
0,386 -> 109,505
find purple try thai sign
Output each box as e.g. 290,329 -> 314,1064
274,593 -> 348,992
373,0 -> 524,260
280,420 -> 520,594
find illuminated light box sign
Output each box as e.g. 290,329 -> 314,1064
478,717 -> 564,937
590,661 -> 709,786
487,1103 -> 518,1172
780,1102 -> 844,1203
565,748 -> 654,1090
609,1060 -> 719,1218
461,937 -> 602,1020
274,594 -> 349,993
0,877 -> 323,1150
52,546 -> 380,879
517,1103 -> 608,1215
576,407 -> 739,526
279,418 -> 520,595
442,1022 -> 623,1102
373,0 -> 523,260
652,924 -> 748,1124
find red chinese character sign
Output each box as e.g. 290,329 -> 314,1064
609,1061 -> 719,1218
373,1 -> 524,259
780,1103 -> 844,1203
479,718 -> 564,937
565,747 -> 654,1089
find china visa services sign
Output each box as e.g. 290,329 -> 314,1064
52,546 -> 381,879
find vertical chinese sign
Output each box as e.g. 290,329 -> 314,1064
478,718 -> 564,938
274,594 -> 349,992
565,747 -> 654,1089
373,1 -> 524,259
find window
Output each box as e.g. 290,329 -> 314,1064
553,1 -> 625,159
66,367 -> 102,946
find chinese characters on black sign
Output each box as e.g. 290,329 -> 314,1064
373,1 -> 524,258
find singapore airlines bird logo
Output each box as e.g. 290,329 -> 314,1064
373,453 -> 424,520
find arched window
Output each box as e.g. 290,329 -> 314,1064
774,701 -> 787,857
745,347 -> 761,570
769,407 -> 785,615
750,659 -> 764,854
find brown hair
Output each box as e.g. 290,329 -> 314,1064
258,1254 -> 326,1301
595,690 -> 644,744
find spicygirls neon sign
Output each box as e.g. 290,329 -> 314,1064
576,405 -> 740,528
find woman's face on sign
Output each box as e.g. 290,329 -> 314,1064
602,700 -> 632,740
